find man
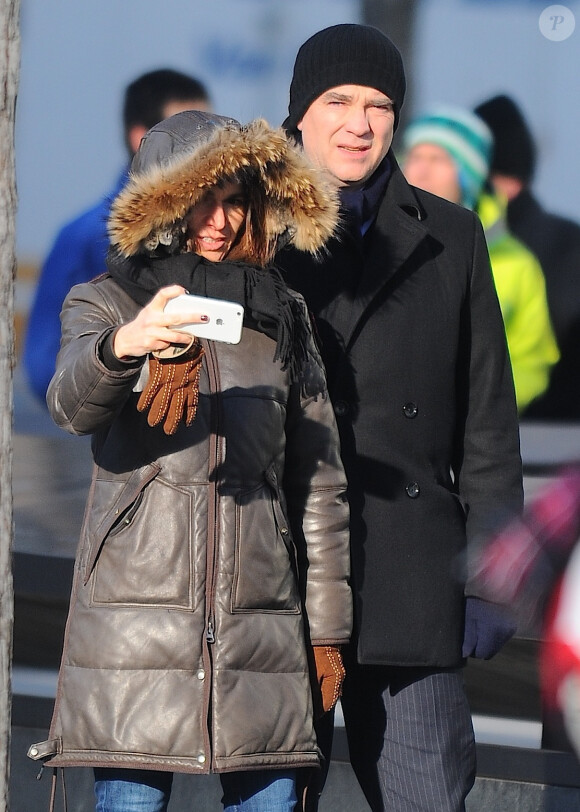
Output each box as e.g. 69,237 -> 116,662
401,105 -> 559,415
475,94 -> 580,421
23,68 -> 211,402
279,24 -> 523,812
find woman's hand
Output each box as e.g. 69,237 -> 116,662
311,645 -> 346,717
113,285 -> 208,360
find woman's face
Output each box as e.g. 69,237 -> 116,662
186,181 -> 247,261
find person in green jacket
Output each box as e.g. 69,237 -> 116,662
401,105 -> 559,414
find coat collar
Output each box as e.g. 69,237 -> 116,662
338,154 -> 429,347
365,156 -> 426,276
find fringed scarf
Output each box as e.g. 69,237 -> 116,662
106,249 -> 311,383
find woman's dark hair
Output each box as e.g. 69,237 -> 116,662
225,175 -> 275,267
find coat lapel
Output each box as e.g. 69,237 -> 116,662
340,161 -> 429,349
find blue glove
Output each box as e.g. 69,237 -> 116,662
462,596 -> 517,659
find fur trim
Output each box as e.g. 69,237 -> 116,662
108,119 -> 339,259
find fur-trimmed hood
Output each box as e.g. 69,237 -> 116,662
108,110 -> 339,260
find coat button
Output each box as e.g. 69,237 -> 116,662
197,754 -> 206,764
402,402 -> 418,419
406,482 -> 420,498
334,400 -> 349,417
197,670 -> 205,681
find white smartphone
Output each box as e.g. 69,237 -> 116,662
164,294 -> 244,344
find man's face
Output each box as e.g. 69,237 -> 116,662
402,143 -> 462,205
297,85 -> 395,188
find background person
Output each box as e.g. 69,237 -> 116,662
28,110 -> 351,812
475,94 -> 580,421
279,23 -> 523,812
402,105 -> 559,414
23,68 -> 211,403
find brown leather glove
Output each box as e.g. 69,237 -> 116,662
137,340 -> 204,435
312,645 -> 346,716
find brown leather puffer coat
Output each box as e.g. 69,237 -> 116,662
29,114 -> 351,776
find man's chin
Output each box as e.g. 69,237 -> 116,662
332,160 -> 377,187
336,171 -> 374,188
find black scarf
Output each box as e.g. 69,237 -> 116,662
106,249 -> 310,383
339,156 -> 391,238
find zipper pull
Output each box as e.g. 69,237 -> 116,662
206,620 -> 215,643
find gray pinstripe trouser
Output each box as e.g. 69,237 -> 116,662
340,660 -> 476,812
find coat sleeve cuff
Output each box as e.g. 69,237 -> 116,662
99,327 -> 144,372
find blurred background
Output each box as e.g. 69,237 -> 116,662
15,0 -> 580,269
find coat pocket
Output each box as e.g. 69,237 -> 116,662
81,463 -> 162,585
82,466 -> 199,608
231,468 -> 300,614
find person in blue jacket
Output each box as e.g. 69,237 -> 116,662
23,68 -> 211,403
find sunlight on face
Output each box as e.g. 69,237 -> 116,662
186,181 -> 247,261
297,85 -> 395,188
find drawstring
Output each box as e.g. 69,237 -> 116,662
47,768 -> 68,812
48,770 -> 56,812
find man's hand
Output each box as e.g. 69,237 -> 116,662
462,596 -> 517,659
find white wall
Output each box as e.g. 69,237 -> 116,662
16,0 -> 580,265
409,0 -> 580,224
16,0 -> 360,262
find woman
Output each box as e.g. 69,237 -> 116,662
28,111 -> 351,812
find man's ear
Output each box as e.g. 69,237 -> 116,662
127,124 -> 148,157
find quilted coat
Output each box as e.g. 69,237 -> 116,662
28,114 -> 351,776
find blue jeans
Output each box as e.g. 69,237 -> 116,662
94,767 -> 297,812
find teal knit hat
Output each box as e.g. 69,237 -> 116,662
402,106 -> 493,209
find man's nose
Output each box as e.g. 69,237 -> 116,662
345,107 -> 371,135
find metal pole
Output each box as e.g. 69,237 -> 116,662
361,0 -> 418,134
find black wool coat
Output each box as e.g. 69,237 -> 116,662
279,155 -> 523,668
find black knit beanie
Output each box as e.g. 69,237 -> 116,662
284,24 -> 406,136
474,94 -> 536,183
